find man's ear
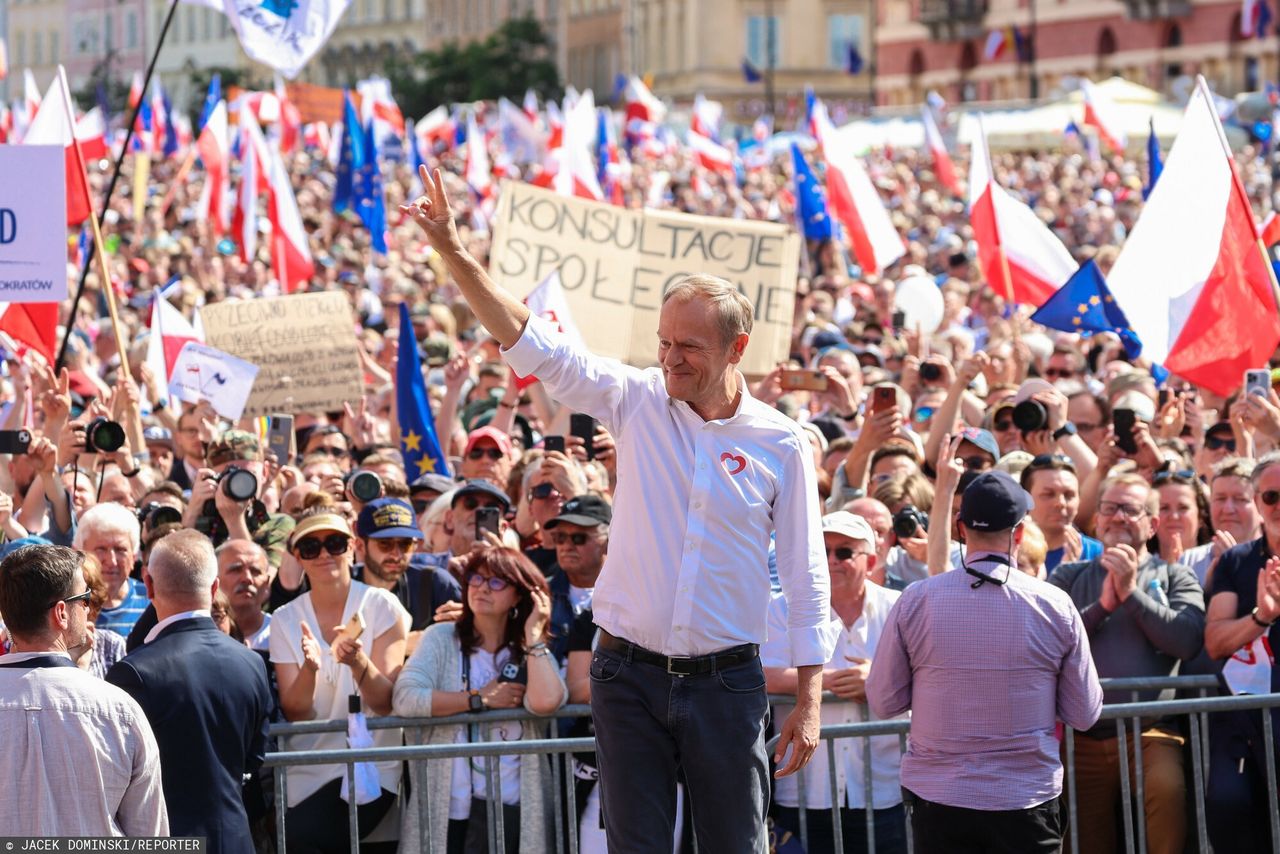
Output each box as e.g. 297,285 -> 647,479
728,332 -> 750,364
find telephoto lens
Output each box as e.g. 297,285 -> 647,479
919,362 -> 942,382
1012,400 -> 1048,433
892,506 -> 929,539
84,418 -> 126,453
347,470 -> 383,503
219,465 -> 259,502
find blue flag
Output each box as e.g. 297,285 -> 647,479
1030,260 -> 1142,358
395,303 -> 450,480
333,91 -> 365,214
790,143 -> 832,240
1144,118 -> 1163,201
846,44 -> 864,75
161,89 -> 180,158
742,59 -> 762,83
198,74 -> 221,133
356,115 -> 388,254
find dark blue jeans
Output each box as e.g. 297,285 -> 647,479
773,803 -> 907,854
589,642 -> 771,853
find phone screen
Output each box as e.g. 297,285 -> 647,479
543,435 -> 566,455
475,506 -> 501,541
570,414 -> 596,460
1114,409 -> 1138,455
267,414 -> 295,466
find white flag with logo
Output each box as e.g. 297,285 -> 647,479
168,341 -> 260,421
179,0 -> 351,79
513,270 -> 584,389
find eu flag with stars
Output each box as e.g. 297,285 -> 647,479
396,303 -> 450,480
791,143 -> 832,240
356,113 -> 388,254
333,91 -> 365,215
1144,117 -> 1163,200
1030,259 -> 1141,358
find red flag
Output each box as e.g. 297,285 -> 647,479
0,303 -> 59,365
265,142 -> 314,292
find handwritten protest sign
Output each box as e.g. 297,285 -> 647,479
200,291 -> 362,417
489,182 -> 799,375
0,145 -> 68,302
168,342 -> 260,421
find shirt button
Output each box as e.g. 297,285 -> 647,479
674,626 -> 684,631
694,501 -> 702,509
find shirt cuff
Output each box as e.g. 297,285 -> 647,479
499,313 -> 555,378
788,622 -> 841,668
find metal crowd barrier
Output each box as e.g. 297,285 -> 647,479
262,676 -> 1279,854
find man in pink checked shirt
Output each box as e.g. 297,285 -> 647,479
867,469 -> 1103,853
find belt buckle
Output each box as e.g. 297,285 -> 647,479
666,656 -> 694,676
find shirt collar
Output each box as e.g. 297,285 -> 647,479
2,650 -> 74,664
144,609 -> 212,645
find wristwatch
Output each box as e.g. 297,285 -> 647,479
1052,422 -> 1078,441
468,689 -> 485,712
1251,607 -> 1276,628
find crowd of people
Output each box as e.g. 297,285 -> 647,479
0,105 -> 1278,854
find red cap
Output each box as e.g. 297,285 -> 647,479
464,426 -> 513,457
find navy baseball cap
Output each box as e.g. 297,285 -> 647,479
356,498 -> 424,540
450,478 -> 512,512
409,473 -> 456,496
959,471 -> 1032,532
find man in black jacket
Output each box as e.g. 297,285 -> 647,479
107,530 -> 272,854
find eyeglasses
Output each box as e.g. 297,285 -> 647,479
993,418 -> 1015,432
1152,468 -> 1196,485
529,483 -> 563,502
826,546 -> 871,561
1205,436 -> 1236,452
294,534 -> 350,560
1261,490 -> 1280,507
461,496 -> 503,512
466,573 -> 511,591
1045,368 -> 1076,379
49,588 -> 93,610
1098,502 -> 1148,519
962,456 -> 992,471
913,406 -> 935,423
551,531 -> 594,546
467,447 -> 505,461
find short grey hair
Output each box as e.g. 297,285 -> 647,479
1251,451 -> 1280,488
661,274 -> 754,345
74,502 -> 141,554
521,455 -> 588,499
1213,456 -> 1256,485
148,530 -> 217,603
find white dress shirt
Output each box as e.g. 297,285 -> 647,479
504,314 -> 836,663
762,585 -> 906,810
143,609 -> 212,644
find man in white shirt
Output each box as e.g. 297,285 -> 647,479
0,544 -> 167,836
764,512 -> 907,854
404,167 -> 835,852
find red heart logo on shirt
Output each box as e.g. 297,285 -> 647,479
720,452 -> 747,475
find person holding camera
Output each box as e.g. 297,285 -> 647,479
393,546 -> 564,853
185,430 -> 296,570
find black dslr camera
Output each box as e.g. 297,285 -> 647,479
892,506 -> 929,539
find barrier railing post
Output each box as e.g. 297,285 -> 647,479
863,734 -> 876,854
563,745 -> 579,854
416,757 -> 431,854
898,733 -> 912,854
827,738 -> 844,852
548,722 -> 564,854
1187,711 -> 1208,853
1130,707 -> 1146,854
1262,708 -> 1280,847
796,755 -> 809,852
275,760 -> 288,854
1065,727 -> 1078,854
346,761 -> 359,854
1114,719 -> 1136,854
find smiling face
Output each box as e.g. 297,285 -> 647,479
1028,468 -> 1079,537
1210,475 -> 1261,543
1156,482 -> 1199,551
657,295 -> 745,413
1097,482 -> 1157,550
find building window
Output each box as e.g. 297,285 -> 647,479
186,7 -> 196,42
33,31 -> 43,66
50,31 -> 60,63
105,12 -> 114,51
828,14 -> 863,69
203,9 -> 213,40
745,15 -> 780,69
126,11 -> 138,49
13,31 -> 25,67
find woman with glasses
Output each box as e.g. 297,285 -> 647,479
269,508 -> 410,854
394,546 -> 565,853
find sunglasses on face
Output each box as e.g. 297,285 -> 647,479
412,499 -> 431,514
294,534 -> 350,560
1261,490 -> 1280,507
1205,436 -> 1236,452
49,588 -> 93,610
461,496 -> 503,512
826,546 -> 872,561
313,446 -> 349,459
551,531 -> 593,546
962,456 -> 992,471
1044,368 -> 1075,379
913,406 -> 935,423
466,573 -> 511,591
468,447 -> 505,461
529,483 -> 563,501
993,419 -> 1015,432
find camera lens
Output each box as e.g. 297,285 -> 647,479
84,418 -> 125,453
892,506 -> 928,539
1011,400 -> 1048,433
348,470 -> 383,503
920,363 -> 942,382
220,466 -> 258,502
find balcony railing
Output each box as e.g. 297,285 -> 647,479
918,0 -> 989,41
1122,0 -> 1192,19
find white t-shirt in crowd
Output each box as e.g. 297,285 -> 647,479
450,642 -> 522,819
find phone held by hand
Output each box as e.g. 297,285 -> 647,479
266,414 -> 295,466
543,435 -> 566,455
337,611 -> 366,643
1113,408 -> 1138,455
475,506 -> 501,542
871,386 -> 897,415
1244,369 -> 1271,399
780,369 -> 829,393
570,414 -> 596,460
0,429 -> 32,455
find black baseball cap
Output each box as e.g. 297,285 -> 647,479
544,495 -> 612,530
450,478 -> 512,512
959,471 -> 1032,532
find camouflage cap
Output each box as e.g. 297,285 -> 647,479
421,334 -> 455,368
205,430 -> 263,467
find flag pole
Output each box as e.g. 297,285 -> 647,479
1195,74 -> 1280,317
55,0 -> 179,371
158,146 -> 197,216
56,65 -> 130,376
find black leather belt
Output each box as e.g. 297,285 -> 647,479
597,630 -> 758,676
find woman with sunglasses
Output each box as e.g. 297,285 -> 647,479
269,508 -> 410,854
394,546 -> 565,854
